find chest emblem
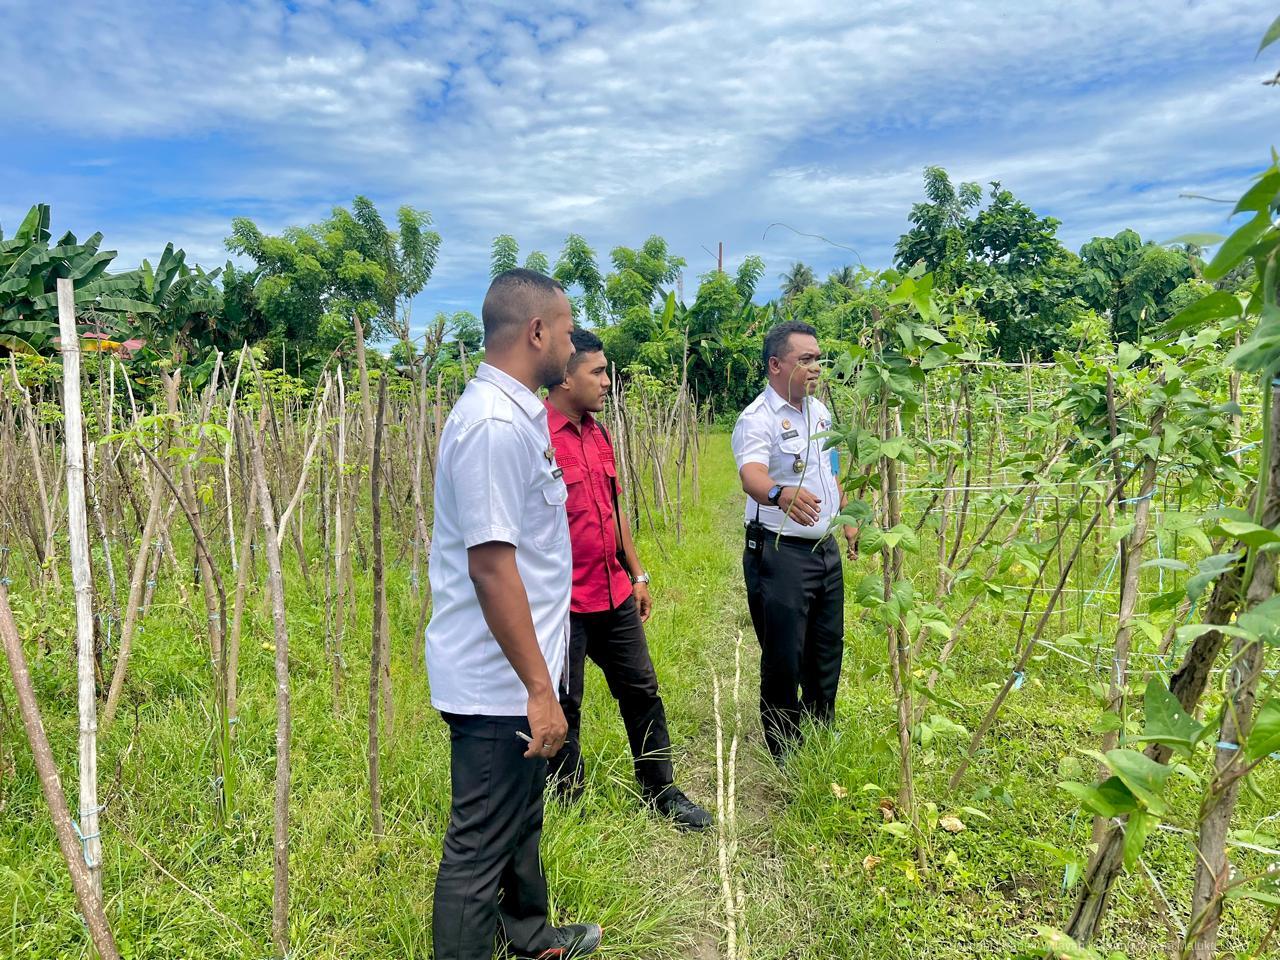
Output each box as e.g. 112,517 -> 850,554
781,418 -> 791,430
543,446 -> 556,466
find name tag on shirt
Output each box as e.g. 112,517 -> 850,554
551,468 -> 564,479
780,429 -> 800,440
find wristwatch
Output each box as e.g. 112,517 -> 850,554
767,484 -> 785,506
631,572 -> 650,585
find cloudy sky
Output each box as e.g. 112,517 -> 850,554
2,0 -> 1276,331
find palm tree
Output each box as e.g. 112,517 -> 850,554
779,262 -> 815,303
827,265 -> 858,289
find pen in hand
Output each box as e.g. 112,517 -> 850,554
515,730 -> 572,745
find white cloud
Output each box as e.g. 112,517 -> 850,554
1,0 -> 1275,321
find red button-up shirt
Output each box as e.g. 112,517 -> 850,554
546,400 -> 633,614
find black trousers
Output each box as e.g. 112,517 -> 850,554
549,595 -> 675,796
742,534 -> 845,759
432,712 -> 554,960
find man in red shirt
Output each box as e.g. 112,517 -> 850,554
546,328 -> 711,831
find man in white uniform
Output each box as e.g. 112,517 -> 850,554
426,268 -> 601,960
731,320 -> 857,763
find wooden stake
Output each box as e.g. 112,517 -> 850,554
56,278 -> 103,898
368,378 -> 387,840
0,585 -> 121,960
249,418 -> 292,958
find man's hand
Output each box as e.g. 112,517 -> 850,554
778,486 -> 823,526
525,687 -> 568,759
633,581 -> 653,623
843,524 -> 860,560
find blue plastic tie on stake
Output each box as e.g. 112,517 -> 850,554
1012,670 -> 1025,691
1225,441 -> 1261,458
70,819 -> 99,868
0,577 -> 11,587
1156,530 -> 1165,593
1119,488 -> 1156,505
1085,549 -> 1121,610
1217,740 -> 1280,760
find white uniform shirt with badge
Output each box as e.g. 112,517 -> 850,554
425,362 -> 571,716
731,384 -> 840,540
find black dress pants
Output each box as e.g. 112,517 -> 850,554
432,712 -> 554,960
549,595 -> 675,796
742,534 -> 845,759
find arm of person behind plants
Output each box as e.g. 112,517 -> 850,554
615,508 -> 652,622
468,542 -> 567,758
738,462 -> 822,526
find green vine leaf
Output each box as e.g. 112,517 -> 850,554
1103,749 -> 1172,815
1135,677 -> 1203,758
1245,698 -> 1280,764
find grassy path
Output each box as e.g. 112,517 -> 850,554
4,435 -> 1277,959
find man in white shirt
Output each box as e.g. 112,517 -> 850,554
731,320 -> 857,763
427,269 -> 601,960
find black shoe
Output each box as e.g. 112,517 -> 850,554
648,785 -> 713,832
525,923 -> 602,959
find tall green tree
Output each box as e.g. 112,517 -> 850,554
893,168 -> 1085,357
604,235 -> 685,324
1076,229 -> 1194,342
686,259 -> 772,411
895,165 -> 983,289
226,197 -> 440,372
490,235 -> 519,277
553,234 -> 605,327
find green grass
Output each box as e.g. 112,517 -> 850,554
1,434 -> 1276,958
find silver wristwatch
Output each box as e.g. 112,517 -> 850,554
631,572 -> 650,585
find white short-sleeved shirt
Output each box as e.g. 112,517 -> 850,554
425,363 -> 571,716
731,384 -> 840,540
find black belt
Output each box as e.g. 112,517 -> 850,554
746,527 -> 828,549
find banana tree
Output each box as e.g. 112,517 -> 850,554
126,243 -> 224,358
1,203 -> 156,354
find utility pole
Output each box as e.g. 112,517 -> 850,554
717,241 -> 723,273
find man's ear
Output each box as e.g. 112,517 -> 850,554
527,314 -> 544,348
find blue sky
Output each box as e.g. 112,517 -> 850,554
2,0 -> 1277,334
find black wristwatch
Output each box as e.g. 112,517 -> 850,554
767,484 -> 785,506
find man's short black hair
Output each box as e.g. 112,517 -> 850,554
482,268 -> 566,348
763,320 -> 818,367
566,328 -> 604,372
